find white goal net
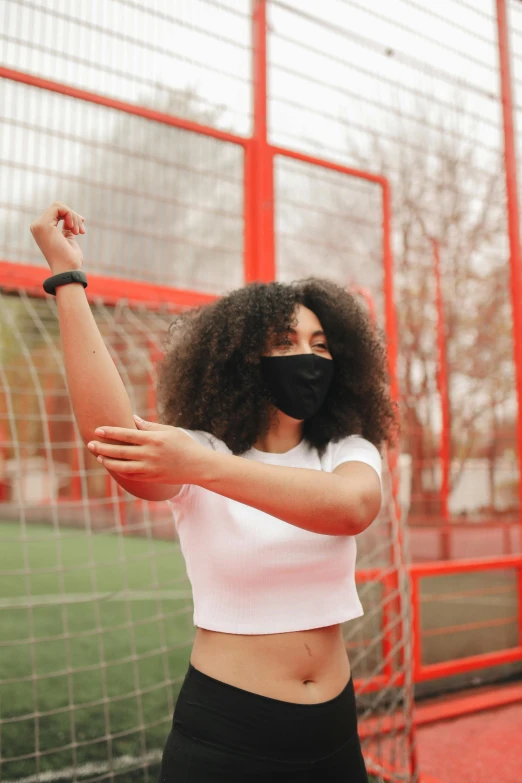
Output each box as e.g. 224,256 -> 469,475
0,290 -> 417,783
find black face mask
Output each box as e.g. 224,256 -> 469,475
260,354 -> 334,421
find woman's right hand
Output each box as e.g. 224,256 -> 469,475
30,201 -> 85,274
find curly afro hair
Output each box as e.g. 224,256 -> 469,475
157,278 -> 397,454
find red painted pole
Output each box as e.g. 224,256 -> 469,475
382,181 -> 419,782
252,0 -> 275,282
411,572 -> 422,683
518,564 -> 522,648
0,66 -> 245,147
496,0 -> 522,555
431,239 -> 451,559
382,181 -> 399,406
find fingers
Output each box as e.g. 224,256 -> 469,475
87,441 -> 139,459
63,209 -> 73,231
94,426 -> 148,444
133,415 -> 169,431
31,201 -> 86,236
97,457 -> 147,475
75,212 -> 86,235
62,206 -> 85,236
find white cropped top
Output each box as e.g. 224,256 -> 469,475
168,431 -> 382,635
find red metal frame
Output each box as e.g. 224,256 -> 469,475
4,4 -> 522,780
0,66 -> 245,147
363,553 -> 522,729
410,555 -> 522,684
251,0 -> 275,282
496,0 -> 522,540
0,260 -> 218,310
2,2 -> 520,733
22,1 -> 522,770
0,8 -> 400,509
0,30 -> 399,402
0,9 -> 410,766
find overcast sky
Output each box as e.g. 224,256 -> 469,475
1,0 -> 521,155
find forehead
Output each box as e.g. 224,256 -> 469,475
292,305 -> 324,333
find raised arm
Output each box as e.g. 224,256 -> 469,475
30,202 -> 179,501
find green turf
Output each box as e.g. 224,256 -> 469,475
0,521 -> 401,782
0,522 -> 194,781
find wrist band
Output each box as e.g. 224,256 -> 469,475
43,270 -> 88,296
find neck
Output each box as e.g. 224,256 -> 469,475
254,410 -> 304,454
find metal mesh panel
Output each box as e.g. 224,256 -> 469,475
3,0 -> 522,780
1,0 -> 252,134
0,293 -> 183,782
419,570 -> 519,667
270,0 -> 520,549
351,467 -> 416,780
0,79 -> 244,293
275,155 -> 384,312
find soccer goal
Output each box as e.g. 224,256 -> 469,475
0,285 -> 416,783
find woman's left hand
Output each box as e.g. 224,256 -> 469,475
87,416 -> 209,484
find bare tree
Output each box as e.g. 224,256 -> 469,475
289,101 -> 514,517
357,106 -> 516,515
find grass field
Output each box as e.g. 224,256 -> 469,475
0,522 -> 384,783
0,520 -> 390,782
4,516 -> 516,781
0,522 -> 194,782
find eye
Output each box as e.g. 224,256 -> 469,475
314,342 -> 329,350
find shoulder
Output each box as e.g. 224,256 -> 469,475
324,435 -> 382,481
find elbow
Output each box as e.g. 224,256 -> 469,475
342,489 -> 381,536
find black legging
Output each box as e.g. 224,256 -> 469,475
158,663 -> 369,782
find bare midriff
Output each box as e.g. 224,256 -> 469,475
190,624 -> 351,705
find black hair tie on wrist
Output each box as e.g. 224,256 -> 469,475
43,270 -> 88,296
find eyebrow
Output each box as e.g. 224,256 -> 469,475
288,328 -> 327,339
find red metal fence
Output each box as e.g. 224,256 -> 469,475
2,0 -> 522,710
2,1 -> 522,541
411,556 -> 522,688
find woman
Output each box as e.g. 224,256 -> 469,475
30,202 -> 396,782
